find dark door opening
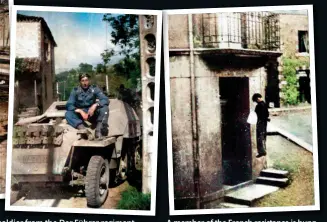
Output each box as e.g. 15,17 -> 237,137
220,77 -> 252,186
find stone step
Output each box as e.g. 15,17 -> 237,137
260,168 -> 289,178
224,184 -> 279,206
256,176 -> 289,188
219,202 -> 250,208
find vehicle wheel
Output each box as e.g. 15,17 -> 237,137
85,156 -> 109,208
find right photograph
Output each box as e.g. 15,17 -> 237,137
164,5 -> 319,214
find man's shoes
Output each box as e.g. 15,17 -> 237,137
95,122 -> 103,140
77,124 -> 86,130
256,153 -> 267,158
95,131 -> 103,140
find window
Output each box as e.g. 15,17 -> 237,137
298,31 -> 309,53
44,39 -> 50,62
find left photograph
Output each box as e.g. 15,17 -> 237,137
6,5 -> 161,215
0,0 -> 10,198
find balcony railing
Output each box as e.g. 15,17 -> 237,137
201,12 -> 280,51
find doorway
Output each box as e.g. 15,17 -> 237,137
220,77 -> 252,186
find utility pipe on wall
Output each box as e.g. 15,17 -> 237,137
188,13 -> 201,209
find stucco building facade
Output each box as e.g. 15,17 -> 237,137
168,12 -> 283,209
15,14 -> 57,114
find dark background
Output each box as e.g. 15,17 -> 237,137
1,0 -> 326,221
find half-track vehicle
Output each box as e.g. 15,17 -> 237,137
12,99 -> 141,207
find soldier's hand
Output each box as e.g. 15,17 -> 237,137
80,111 -> 89,120
88,104 -> 97,117
76,109 -> 88,120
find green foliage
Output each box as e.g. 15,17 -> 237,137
55,14 -> 142,101
281,56 -> 310,106
55,63 -> 132,101
102,14 -> 141,90
102,14 -> 139,54
101,49 -> 115,67
117,186 -> 151,210
78,63 -> 94,73
15,57 -> 25,79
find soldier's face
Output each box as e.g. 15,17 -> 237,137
80,77 -> 90,89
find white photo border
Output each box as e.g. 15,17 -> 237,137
5,4 -> 162,216
164,4 -> 320,215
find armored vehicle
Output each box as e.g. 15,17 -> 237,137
12,99 -> 141,207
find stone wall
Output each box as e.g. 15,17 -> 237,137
0,11 -> 9,49
279,14 -> 309,57
16,22 -> 40,58
40,25 -> 55,111
168,14 -> 189,49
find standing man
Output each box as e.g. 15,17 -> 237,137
65,73 -> 109,139
252,93 -> 270,158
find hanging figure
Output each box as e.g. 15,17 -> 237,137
252,93 -> 270,158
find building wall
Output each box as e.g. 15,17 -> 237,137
16,22 -> 40,58
15,20 -> 56,112
16,79 -> 36,108
0,11 -> 9,49
169,14 -> 273,208
40,25 -> 55,111
168,14 -> 189,49
279,14 -> 309,57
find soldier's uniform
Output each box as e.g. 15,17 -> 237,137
65,85 -> 109,135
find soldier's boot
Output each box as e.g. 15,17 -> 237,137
95,122 -> 103,140
77,124 -> 94,140
77,124 -> 86,130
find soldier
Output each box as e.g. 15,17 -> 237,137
252,93 -> 270,158
65,73 -> 109,139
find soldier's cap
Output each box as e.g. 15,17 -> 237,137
79,73 -> 91,81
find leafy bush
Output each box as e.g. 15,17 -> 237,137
281,57 -> 310,106
117,186 -> 151,210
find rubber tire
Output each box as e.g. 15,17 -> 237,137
85,156 -> 109,208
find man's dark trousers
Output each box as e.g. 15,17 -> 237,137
65,106 -> 109,134
256,120 -> 267,155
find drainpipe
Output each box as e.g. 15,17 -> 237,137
188,14 -> 200,209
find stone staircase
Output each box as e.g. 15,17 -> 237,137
220,168 -> 290,208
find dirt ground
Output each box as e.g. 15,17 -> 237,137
0,139 -> 6,194
11,181 -> 130,209
0,101 -> 7,195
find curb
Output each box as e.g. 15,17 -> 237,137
267,123 -> 312,153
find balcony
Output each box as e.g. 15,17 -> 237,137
198,12 -> 280,52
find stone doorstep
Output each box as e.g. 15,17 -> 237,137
256,176 -> 289,188
224,184 -> 280,206
260,168 -> 289,178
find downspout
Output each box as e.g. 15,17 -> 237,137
188,14 -> 200,209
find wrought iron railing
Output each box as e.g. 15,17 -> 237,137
201,12 -> 280,51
